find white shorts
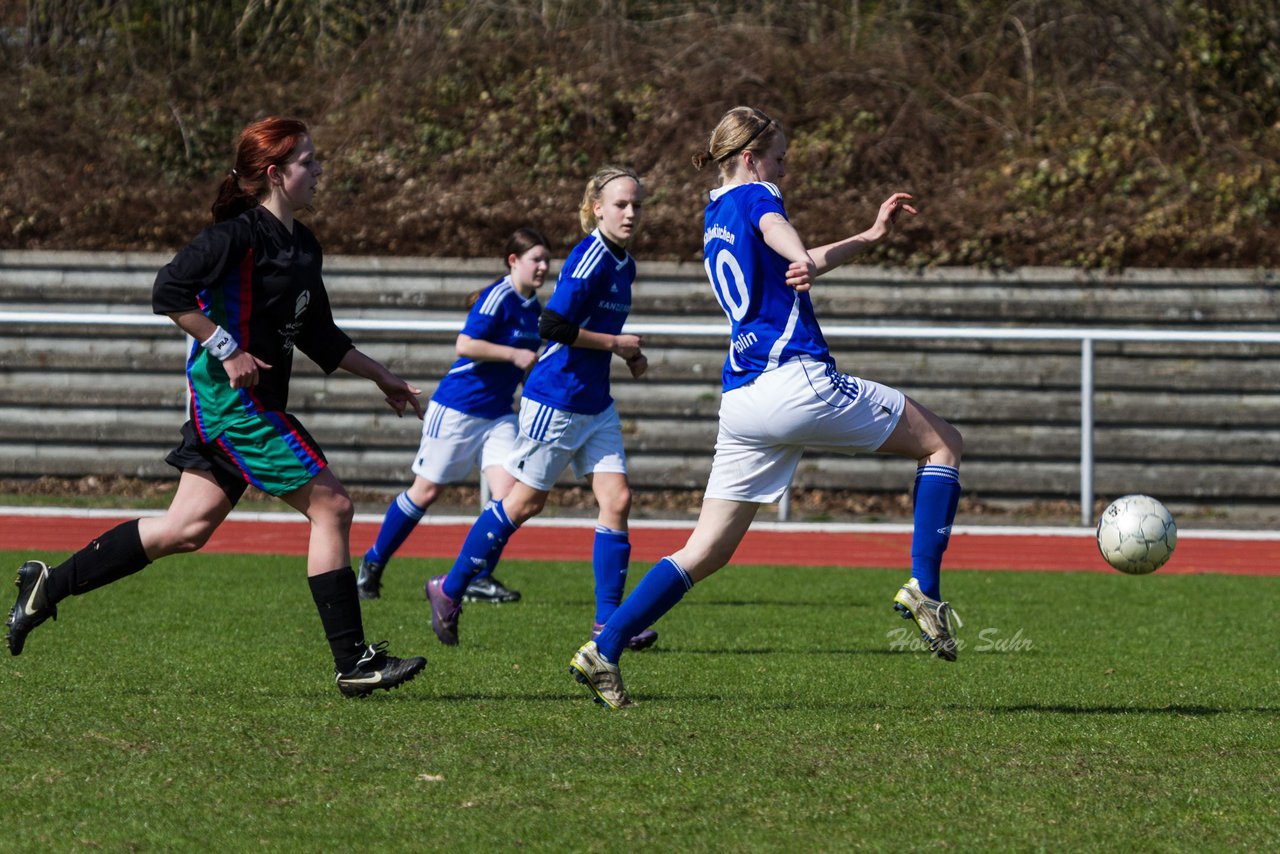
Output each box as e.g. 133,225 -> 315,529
704,357 -> 905,503
504,399 -> 628,491
411,401 -> 518,485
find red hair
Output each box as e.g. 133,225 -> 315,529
210,117 -> 310,222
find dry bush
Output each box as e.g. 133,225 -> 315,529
3,0 -> 1278,268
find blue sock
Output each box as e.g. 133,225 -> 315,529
592,526 -> 631,625
365,491 -> 426,567
911,464 -> 961,601
443,500 -> 518,600
595,557 -> 692,663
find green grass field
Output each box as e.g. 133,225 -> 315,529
1,549 -> 1276,851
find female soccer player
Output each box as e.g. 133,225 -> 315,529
356,228 -> 551,604
5,117 -> 427,698
425,166 -> 657,651
570,106 -> 964,708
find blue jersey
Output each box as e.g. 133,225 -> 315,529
431,276 -> 542,420
521,230 -> 635,415
702,182 -> 833,392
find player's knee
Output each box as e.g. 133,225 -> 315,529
598,483 -> 632,520
505,491 -> 545,525
408,481 -> 440,508
169,520 -> 218,554
676,543 -> 730,581
331,492 -> 355,528
310,490 -> 354,529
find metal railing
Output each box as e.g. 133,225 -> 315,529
6,309 -> 1280,526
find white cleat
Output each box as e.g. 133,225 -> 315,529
569,641 -> 636,709
893,577 -> 963,662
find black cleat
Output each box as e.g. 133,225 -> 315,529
6,560 -> 57,657
335,641 -> 426,698
356,557 -> 384,600
462,575 -> 521,604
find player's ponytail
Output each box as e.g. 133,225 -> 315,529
697,107 -> 781,176
211,116 -> 310,222
578,165 -> 640,234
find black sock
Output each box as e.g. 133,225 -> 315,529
308,567 -> 366,673
46,520 -> 152,604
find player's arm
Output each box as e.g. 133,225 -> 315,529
455,333 -> 536,372
540,309 -> 642,362
337,348 -> 424,419
164,309 -> 271,390
759,212 -> 817,292
806,192 -> 918,274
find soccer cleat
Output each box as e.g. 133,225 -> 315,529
356,557 -> 384,600
591,622 -> 659,652
893,577 -> 963,662
335,641 -> 426,698
425,574 -> 461,646
462,575 -> 522,604
569,640 -> 635,709
6,560 -> 57,657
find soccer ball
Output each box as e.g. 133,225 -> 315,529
1096,494 -> 1177,575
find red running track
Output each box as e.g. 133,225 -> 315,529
1,512 -> 1276,576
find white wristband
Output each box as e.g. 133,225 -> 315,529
200,326 -> 239,361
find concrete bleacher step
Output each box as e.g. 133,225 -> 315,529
3,251 -> 1280,511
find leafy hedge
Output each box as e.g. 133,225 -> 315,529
3,0 -> 1278,269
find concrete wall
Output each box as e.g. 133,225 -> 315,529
2,250 -> 1278,514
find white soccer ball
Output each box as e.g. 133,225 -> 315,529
1096,494 -> 1177,575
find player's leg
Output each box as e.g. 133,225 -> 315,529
576,407 -> 659,650
875,393 -> 965,660
570,498 -> 760,709
461,464 -> 522,603
585,470 -> 660,648
588,470 -> 632,628
362,402 -> 488,599
426,481 -> 542,645
6,467 -> 235,656
432,481 -> 540,611
283,468 -> 425,696
358,476 -> 440,599
876,395 -> 963,595
426,402 -> 571,644
594,497 -> 759,660
462,415 -> 524,603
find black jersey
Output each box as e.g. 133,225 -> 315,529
152,206 -> 353,440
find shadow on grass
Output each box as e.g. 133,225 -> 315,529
654,647 -> 918,656
975,703 -> 1280,716
639,696 -> 1280,715
683,599 -> 874,609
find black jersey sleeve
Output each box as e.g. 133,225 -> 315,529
151,221 -> 243,315
293,236 -> 354,375
539,308 -> 580,345
295,281 -> 354,374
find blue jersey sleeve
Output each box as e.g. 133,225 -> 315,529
460,296 -> 502,341
746,183 -> 787,231
545,272 -> 594,324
